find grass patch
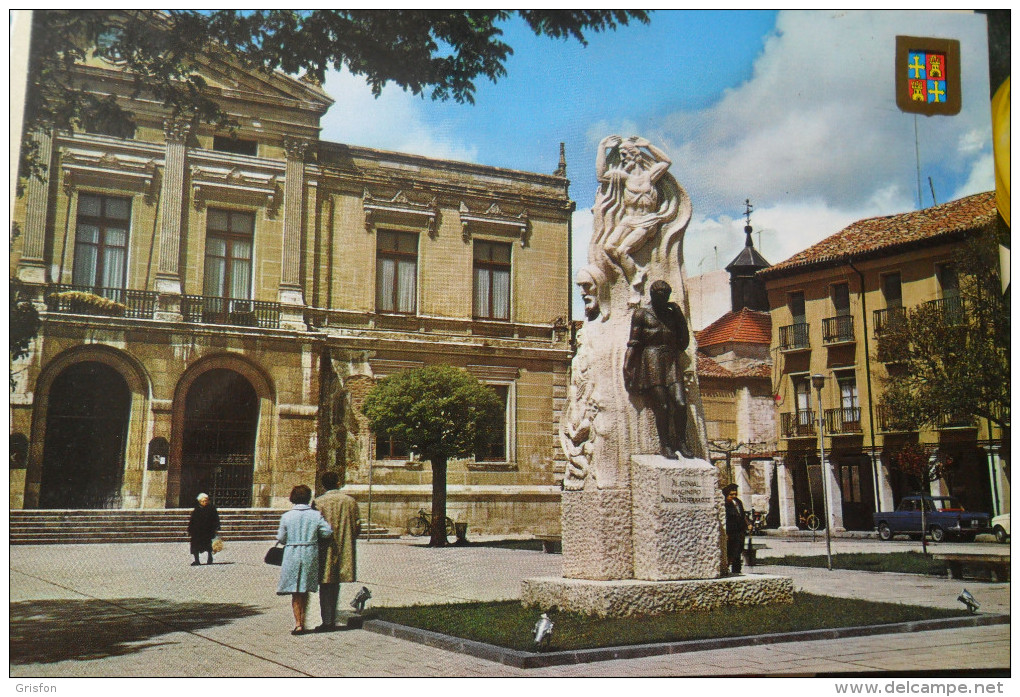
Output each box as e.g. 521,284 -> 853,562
372,592 -> 967,652
763,552 -> 945,576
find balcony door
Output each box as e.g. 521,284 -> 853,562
203,209 -> 254,322
72,194 -> 131,300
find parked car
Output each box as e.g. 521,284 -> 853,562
991,513 -> 1010,543
873,494 -> 991,542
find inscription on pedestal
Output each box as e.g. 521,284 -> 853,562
659,470 -> 716,509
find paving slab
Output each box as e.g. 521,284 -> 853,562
8,536 -> 1011,679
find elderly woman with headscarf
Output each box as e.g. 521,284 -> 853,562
187,493 -> 220,566
276,484 -> 333,635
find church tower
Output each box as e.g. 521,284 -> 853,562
725,199 -> 771,312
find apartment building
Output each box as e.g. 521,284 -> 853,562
10,34 -> 573,534
759,192 -> 1008,531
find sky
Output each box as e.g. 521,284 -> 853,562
317,10 -> 995,317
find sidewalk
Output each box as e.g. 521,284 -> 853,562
9,537 -> 1010,677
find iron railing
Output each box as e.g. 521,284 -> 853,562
46,283 -> 157,319
936,412 -> 975,430
925,296 -> 965,324
779,323 -> 810,351
824,407 -> 862,434
873,306 -> 907,337
875,405 -> 917,433
822,315 -> 855,344
781,410 -> 816,438
182,295 -> 280,329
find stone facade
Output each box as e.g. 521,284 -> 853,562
10,32 -> 572,533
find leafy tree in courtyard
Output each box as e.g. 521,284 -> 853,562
877,227 -> 1010,481
17,10 -> 648,189
362,365 -> 503,547
10,280 -> 41,392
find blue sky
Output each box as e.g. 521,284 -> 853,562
318,11 -> 994,316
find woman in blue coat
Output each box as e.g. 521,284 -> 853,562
276,484 -> 333,634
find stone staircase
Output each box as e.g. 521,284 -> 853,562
9,509 -> 399,545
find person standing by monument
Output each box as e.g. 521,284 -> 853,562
624,280 -> 693,459
313,471 -> 360,632
723,483 -> 747,575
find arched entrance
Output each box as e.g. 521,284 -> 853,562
39,362 -> 130,508
179,368 -> 259,507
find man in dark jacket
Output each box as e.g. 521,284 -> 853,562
723,483 -> 746,575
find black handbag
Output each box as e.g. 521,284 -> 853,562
264,544 -> 284,566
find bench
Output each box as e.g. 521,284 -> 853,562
742,543 -> 768,567
932,553 -> 1010,582
535,534 -> 562,554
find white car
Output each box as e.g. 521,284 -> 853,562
991,513 -> 1010,543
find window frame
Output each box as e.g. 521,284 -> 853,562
72,193 -> 132,291
472,239 -> 512,321
375,229 -> 419,315
831,282 -> 851,316
203,208 -> 255,301
881,271 -> 903,308
475,383 -> 511,462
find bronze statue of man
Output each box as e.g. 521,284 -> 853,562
624,280 -> 693,458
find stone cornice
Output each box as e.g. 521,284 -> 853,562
363,189 -> 439,236
459,201 -> 529,246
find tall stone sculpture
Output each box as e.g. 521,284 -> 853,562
526,137 -> 792,617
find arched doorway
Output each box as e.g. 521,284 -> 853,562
179,368 -> 259,507
39,362 -> 130,508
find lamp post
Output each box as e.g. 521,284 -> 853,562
812,373 -> 833,571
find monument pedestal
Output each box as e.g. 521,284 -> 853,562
521,574 -> 794,618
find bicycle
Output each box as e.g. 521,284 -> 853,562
407,508 -> 455,537
744,509 -> 766,535
798,508 -> 821,531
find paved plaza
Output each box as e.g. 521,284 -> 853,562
9,534 -> 1010,678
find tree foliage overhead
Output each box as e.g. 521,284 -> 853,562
361,364 -> 503,464
18,10 -> 648,185
878,227 -> 1010,437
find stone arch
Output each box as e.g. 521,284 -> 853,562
168,353 -> 276,508
26,345 -> 152,509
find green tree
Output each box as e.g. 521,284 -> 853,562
17,10 -> 648,188
362,365 -> 503,547
877,227 -> 1010,479
10,280 -> 41,391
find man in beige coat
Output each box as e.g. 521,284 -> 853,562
314,471 -> 360,631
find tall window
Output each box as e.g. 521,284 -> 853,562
72,194 -> 131,291
794,376 -> 812,427
882,272 -> 903,307
790,291 -> 806,324
837,372 -> 860,411
832,283 -> 850,316
476,384 -> 510,461
376,432 -> 409,460
473,240 -> 511,320
936,263 -> 959,298
203,209 -> 254,300
376,230 -> 418,314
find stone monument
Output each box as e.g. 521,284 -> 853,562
523,136 -> 792,617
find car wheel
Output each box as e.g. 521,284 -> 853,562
929,525 -> 945,543
994,526 -> 1008,544
878,522 -> 893,541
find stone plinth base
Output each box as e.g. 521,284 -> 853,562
521,574 -> 794,618
561,487 -> 633,580
631,455 -> 725,580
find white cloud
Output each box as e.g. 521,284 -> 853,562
646,10 -> 991,266
320,68 -> 478,162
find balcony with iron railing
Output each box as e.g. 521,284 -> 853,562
181,295 -> 281,329
46,284 -> 157,319
875,404 -> 917,433
936,412 -> 975,430
779,323 -> 810,351
925,296 -> 965,324
873,306 -> 907,337
822,314 -> 855,345
781,410 -> 816,438
824,407 -> 862,434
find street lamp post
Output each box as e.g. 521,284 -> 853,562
812,373 -> 833,571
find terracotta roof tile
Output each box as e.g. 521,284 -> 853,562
696,308 -> 772,347
696,354 -> 735,378
760,191 -> 995,279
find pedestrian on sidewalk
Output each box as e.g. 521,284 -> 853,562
276,484 -> 333,635
187,493 -> 220,566
313,471 -> 361,632
723,483 -> 746,575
